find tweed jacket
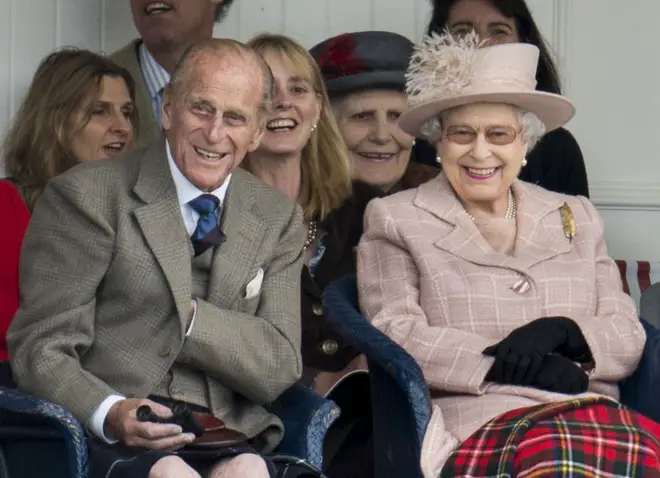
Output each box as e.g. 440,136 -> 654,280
356,173 -> 645,477
7,143 -> 305,452
110,40 -> 162,151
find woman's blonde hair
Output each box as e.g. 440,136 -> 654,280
246,33 -> 352,221
2,48 -> 138,212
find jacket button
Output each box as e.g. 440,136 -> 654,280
159,346 -> 171,357
321,340 -> 339,355
312,303 -> 323,316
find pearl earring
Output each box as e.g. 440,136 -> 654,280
436,154 -> 442,164
412,139 -> 416,146
521,157 -> 528,167
311,124 -> 317,132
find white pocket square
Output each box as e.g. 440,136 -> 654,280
244,268 -> 264,299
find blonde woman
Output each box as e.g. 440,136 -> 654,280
244,33 -> 379,478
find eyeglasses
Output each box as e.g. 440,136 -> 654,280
443,125 -> 520,146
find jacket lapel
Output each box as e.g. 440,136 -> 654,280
207,169 -> 267,307
133,143 -> 192,334
511,181 -> 572,270
111,39 -> 161,149
416,175 -> 516,269
416,174 -> 571,273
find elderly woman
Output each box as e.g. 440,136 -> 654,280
243,33 -> 379,478
310,31 -> 438,194
421,0 -> 590,198
0,48 -> 136,385
357,31 -> 660,477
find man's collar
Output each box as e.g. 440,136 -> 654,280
165,141 -> 231,206
139,42 -> 170,100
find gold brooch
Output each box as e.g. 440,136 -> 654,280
559,202 -> 575,242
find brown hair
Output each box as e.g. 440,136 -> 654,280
427,0 -> 562,94
2,48 -> 138,211
245,33 -> 352,221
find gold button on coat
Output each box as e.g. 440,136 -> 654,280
312,303 -> 323,316
322,340 -> 339,355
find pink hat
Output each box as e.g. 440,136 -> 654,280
398,31 -> 576,139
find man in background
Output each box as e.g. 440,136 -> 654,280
111,0 -> 236,149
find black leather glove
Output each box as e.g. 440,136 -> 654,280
483,317 -> 590,386
532,354 -> 589,394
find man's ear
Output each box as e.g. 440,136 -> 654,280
161,86 -> 173,131
246,123 -> 265,153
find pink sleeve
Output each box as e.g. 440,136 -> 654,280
573,196 -> 645,382
356,198 -> 494,395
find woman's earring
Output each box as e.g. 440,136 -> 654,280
412,139 -> 416,146
521,157 -> 528,167
436,154 -> 442,164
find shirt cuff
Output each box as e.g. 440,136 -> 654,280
88,394 -> 125,444
186,299 -> 198,337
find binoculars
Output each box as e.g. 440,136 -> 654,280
136,401 -> 204,437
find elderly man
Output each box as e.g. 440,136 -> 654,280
8,38 -> 304,478
111,0 -> 236,149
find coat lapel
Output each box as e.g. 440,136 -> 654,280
415,175 -> 518,269
416,174 -> 571,273
207,169 -> 267,307
110,39 -> 161,149
511,181 -> 572,270
133,143 -> 192,334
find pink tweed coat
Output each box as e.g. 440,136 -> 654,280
357,173 -> 646,477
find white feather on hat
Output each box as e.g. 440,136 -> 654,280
398,29 -> 576,139
405,30 -> 486,107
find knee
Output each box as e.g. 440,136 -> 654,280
210,453 -> 270,478
149,456 -> 201,478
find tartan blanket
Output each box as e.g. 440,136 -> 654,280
440,396 -> 660,477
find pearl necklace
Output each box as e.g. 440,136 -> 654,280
467,188 -> 517,221
303,221 -> 317,251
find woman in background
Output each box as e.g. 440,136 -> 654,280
0,48 -> 137,383
310,31 -> 438,194
244,33 -> 378,478
422,0 -> 589,197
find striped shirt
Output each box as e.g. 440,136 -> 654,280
138,42 -> 170,125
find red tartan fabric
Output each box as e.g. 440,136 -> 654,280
441,397 -> 660,477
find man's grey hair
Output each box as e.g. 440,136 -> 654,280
214,0 -> 236,22
421,107 -> 547,152
168,38 -> 273,116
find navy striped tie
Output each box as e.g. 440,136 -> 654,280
188,194 -> 222,256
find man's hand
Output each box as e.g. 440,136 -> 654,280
104,399 -> 196,450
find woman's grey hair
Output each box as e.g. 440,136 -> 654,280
421,107 -> 547,151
